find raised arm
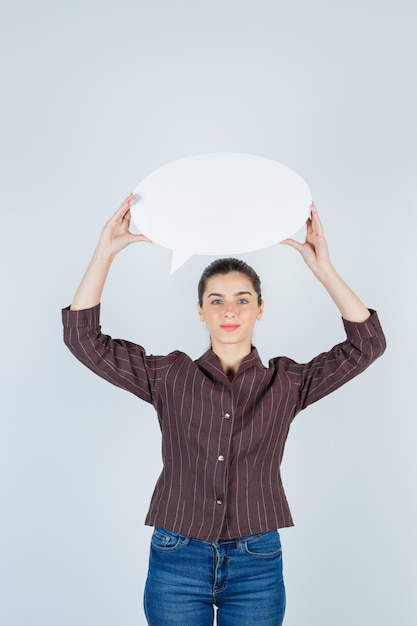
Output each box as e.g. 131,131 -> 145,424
281,203 -> 370,323
70,194 -> 151,311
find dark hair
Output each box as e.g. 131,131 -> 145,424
198,258 -> 262,306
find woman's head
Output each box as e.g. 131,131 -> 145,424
197,258 -> 262,307
197,259 -> 264,353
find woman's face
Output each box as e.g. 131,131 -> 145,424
197,272 -> 264,351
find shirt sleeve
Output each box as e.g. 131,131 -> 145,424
61,304 -> 180,403
294,309 -> 386,412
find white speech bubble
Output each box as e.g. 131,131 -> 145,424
131,152 -> 312,273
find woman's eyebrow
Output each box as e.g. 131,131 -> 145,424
206,291 -> 253,298
207,292 -> 223,298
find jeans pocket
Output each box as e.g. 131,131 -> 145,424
242,530 -> 282,558
151,527 -> 188,552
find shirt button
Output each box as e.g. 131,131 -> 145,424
224,413 -> 231,419
216,498 -> 223,505
218,455 -> 225,462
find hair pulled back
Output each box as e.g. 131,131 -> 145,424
198,258 -> 262,306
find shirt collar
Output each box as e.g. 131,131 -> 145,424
195,346 -> 264,382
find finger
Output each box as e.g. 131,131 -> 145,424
111,193 -> 136,221
280,238 -> 303,252
306,216 -> 313,236
310,202 -> 324,234
122,207 -> 133,223
129,233 -> 152,244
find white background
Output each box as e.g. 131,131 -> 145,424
1,1 -> 416,625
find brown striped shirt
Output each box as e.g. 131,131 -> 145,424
62,304 -> 385,541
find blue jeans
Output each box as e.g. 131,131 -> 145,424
144,527 -> 286,625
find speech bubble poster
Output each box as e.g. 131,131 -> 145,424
131,153 -> 312,272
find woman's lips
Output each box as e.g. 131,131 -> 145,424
220,324 -> 240,332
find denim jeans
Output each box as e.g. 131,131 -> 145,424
144,527 -> 286,625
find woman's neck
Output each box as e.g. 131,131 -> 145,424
211,341 -> 252,381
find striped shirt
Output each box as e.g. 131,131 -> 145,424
62,304 -> 386,542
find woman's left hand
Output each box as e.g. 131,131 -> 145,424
281,203 -> 332,277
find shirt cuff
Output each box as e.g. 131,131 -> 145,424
61,304 -> 101,328
342,309 -> 383,339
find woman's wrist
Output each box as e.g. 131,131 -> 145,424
310,260 -> 337,285
92,242 -> 117,265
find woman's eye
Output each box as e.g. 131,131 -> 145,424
238,298 -> 249,304
211,299 -> 222,305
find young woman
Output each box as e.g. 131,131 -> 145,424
62,194 -> 386,625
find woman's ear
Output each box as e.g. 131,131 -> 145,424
197,302 -> 205,322
257,300 -> 265,321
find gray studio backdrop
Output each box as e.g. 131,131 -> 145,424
1,1 -> 416,625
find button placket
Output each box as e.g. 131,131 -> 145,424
214,399 -> 232,518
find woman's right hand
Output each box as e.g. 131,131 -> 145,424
96,193 -> 152,258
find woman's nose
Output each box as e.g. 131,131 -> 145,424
224,305 -> 237,317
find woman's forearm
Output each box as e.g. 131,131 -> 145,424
69,194 -> 150,311
282,204 -> 372,323
314,263 -> 370,322
70,246 -> 115,311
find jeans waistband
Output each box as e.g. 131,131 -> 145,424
154,526 -> 278,548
